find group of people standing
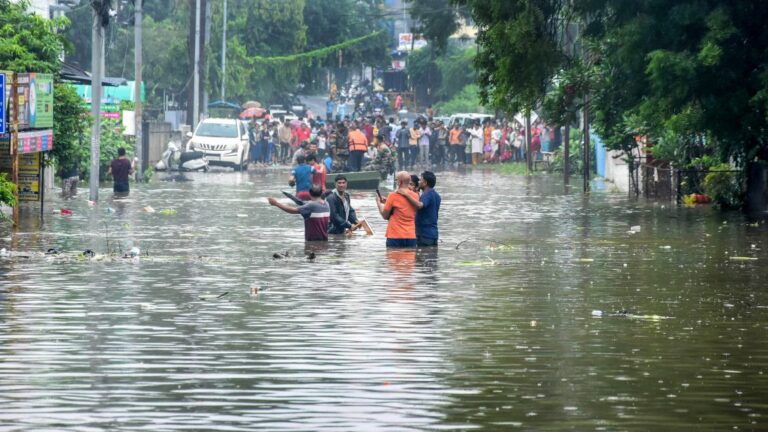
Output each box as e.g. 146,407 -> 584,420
268,171 -> 441,249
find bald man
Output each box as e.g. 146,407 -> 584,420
376,171 -> 419,248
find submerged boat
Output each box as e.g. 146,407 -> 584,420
324,170 -> 382,190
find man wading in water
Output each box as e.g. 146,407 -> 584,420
108,147 -> 135,195
399,171 -> 441,246
326,175 -> 361,235
376,171 -> 419,248
268,185 -> 330,241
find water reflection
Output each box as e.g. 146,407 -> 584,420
0,169 -> 766,430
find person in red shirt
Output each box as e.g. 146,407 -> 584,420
306,153 -> 327,192
108,147 -> 135,194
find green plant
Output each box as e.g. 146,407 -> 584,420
0,173 -> 17,208
703,163 -> 742,208
142,166 -> 155,183
76,118 -> 132,181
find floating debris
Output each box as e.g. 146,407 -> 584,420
159,208 -> 178,215
143,206 -> 156,213
573,258 -> 594,263
198,292 -> 229,301
272,251 -> 291,259
729,256 -> 758,261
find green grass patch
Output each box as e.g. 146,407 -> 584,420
484,162 -> 545,176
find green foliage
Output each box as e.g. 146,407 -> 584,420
207,0 -> 307,103
408,45 -> 478,107
0,0 -> 69,72
435,84 -> 486,115
68,118 -> 131,181
0,173 -> 17,208
455,0 -> 565,114
407,0 -> 466,52
52,83 -> 90,173
703,164 -> 742,209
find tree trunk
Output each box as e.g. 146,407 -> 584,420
745,161 -> 768,213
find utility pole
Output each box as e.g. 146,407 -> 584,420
525,110 -> 532,173
220,0 -> 227,100
583,94 -> 590,192
563,125 -> 570,184
192,0 -> 201,129
134,0 -> 143,180
90,4 -> 105,202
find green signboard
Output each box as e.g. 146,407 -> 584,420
29,73 -> 53,128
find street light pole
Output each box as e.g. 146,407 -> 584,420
220,0 -> 227,100
192,0 -> 201,129
134,0 -> 143,180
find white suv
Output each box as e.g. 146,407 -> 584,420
187,118 -> 250,171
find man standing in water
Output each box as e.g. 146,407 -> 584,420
326,175 -> 360,235
376,171 -> 419,248
268,185 -> 330,241
400,171 -> 441,246
107,147 -> 134,194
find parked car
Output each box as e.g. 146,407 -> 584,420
186,118 -> 250,171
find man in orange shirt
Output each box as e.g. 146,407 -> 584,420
347,123 -> 368,172
376,171 -> 419,248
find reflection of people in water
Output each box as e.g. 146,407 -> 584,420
386,247 -> 416,290
415,246 -> 438,273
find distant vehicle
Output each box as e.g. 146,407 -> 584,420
434,116 -> 451,125
186,118 -> 250,171
286,94 -> 307,117
448,113 -> 493,127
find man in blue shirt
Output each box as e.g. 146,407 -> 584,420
399,171 -> 441,246
289,155 -> 316,201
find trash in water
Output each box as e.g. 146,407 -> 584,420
273,251 -> 290,259
630,225 -> 641,233
659,245 -> 672,249
574,258 -> 594,263
250,285 -> 260,296
159,208 -> 177,215
60,208 -> 73,216
729,256 -> 757,261
45,248 -> 60,256
88,201 -> 96,207
198,291 -> 229,301
106,208 -> 115,214
591,310 -> 603,317
81,249 -> 95,258
307,251 -> 316,261
143,206 -> 156,213
0,248 -> 7,257
129,247 -> 140,257
237,214 -> 248,218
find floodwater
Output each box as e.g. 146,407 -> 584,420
1,168 -> 766,431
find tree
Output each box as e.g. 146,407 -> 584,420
571,0 -> 768,210
407,0 -> 468,52
454,0 -> 566,115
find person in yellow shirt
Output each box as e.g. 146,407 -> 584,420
408,122 -> 422,169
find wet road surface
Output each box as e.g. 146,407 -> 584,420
1,167 -> 767,431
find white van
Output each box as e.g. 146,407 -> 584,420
448,113 -> 493,127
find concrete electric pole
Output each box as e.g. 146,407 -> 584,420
134,0 -> 143,180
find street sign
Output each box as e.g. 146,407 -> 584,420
0,73 -> 5,134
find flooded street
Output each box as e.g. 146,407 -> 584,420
1,168 -> 766,431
